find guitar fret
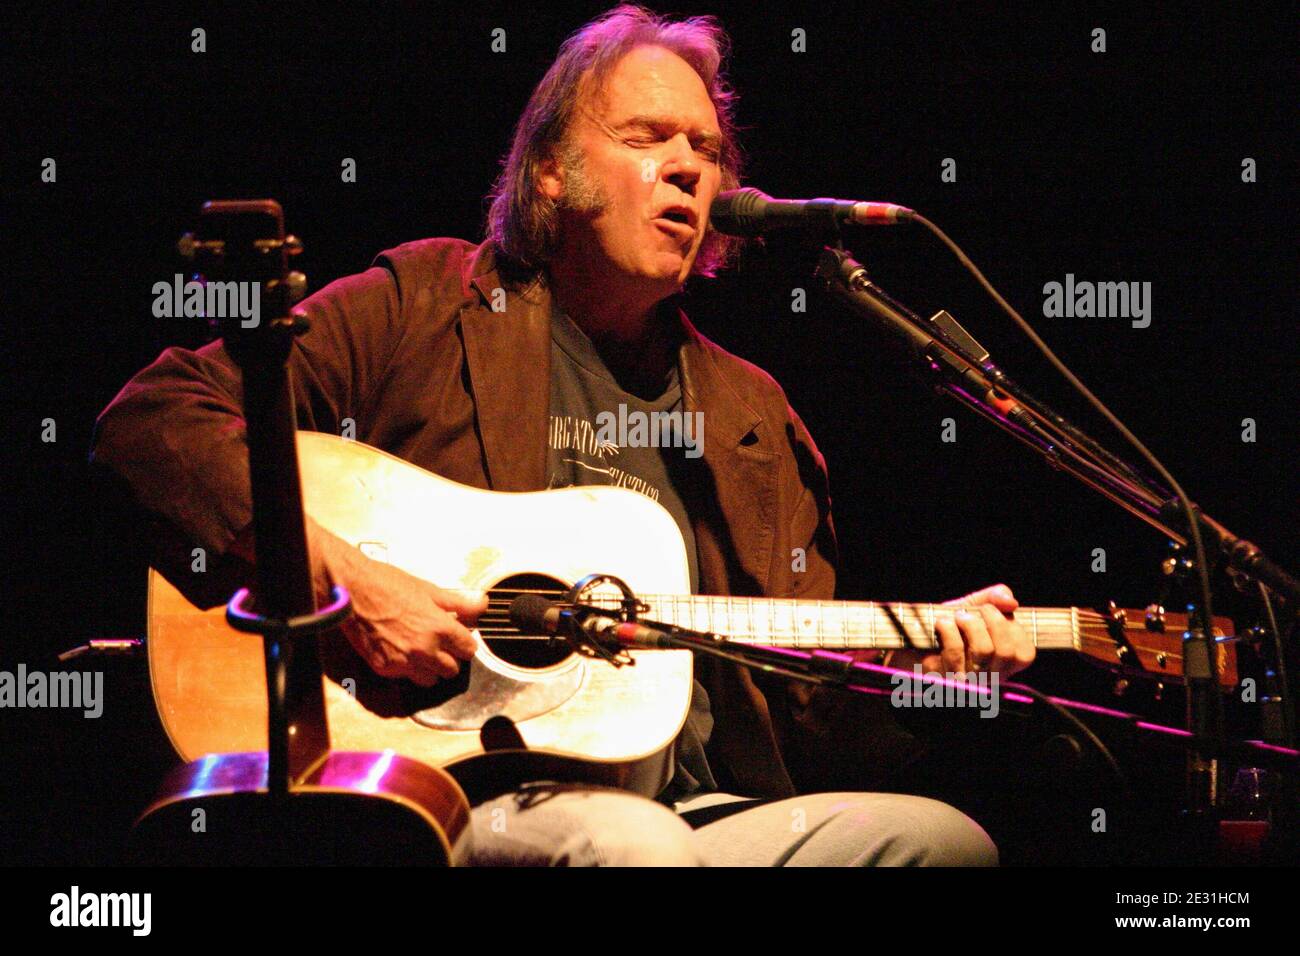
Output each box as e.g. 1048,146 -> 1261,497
846,603 -> 865,646
798,601 -> 815,648
823,600 -> 844,648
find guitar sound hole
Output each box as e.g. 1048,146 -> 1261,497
482,573 -> 575,668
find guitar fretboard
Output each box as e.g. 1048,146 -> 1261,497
630,596 -> 1082,650
478,591 -> 1085,650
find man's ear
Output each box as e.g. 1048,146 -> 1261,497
538,153 -> 563,201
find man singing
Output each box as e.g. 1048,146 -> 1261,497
93,5 -> 1033,865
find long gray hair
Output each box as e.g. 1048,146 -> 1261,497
484,5 -> 745,280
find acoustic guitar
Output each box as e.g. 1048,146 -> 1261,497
148,431 -> 1237,801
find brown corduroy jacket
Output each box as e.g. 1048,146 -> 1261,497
92,236 -> 850,799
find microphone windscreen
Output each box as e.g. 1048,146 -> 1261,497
709,187 -> 770,236
509,593 -> 555,631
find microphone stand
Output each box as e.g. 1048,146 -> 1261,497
812,243 -> 1298,828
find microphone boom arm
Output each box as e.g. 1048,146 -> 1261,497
814,245 -> 1300,606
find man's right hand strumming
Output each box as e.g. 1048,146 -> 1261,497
300,518 -> 486,686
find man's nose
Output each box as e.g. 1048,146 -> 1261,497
661,133 -> 701,195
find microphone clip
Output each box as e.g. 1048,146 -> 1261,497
556,573 -> 648,667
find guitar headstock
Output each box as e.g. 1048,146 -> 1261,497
178,199 -> 307,366
1076,602 -> 1237,690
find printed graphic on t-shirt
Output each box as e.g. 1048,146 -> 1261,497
548,413 -> 663,501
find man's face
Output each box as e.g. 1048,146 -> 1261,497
544,45 -> 723,291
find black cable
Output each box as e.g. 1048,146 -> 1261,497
1258,582 -> 1295,749
909,212 -> 1222,736
1001,679 -> 1131,804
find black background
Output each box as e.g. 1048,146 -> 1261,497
2,2 -> 1295,865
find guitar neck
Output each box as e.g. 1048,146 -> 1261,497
631,595 -> 1086,651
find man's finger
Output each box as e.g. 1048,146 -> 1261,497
961,583 -> 1018,613
426,650 -> 461,680
934,616 -> 965,675
404,658 -> 444,687
428,611 -> 480,659
431,586 -> 489,624
955,609 -> 994,671
981,603 -> 1019,671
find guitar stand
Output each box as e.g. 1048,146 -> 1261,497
127,199 -> 473,865
225,584 -> 353,797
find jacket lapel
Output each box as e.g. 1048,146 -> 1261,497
676,309 -> 779,598
676,308 -> 793,796
461,242 -> 550,492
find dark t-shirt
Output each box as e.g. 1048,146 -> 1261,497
545,305 -> 718,803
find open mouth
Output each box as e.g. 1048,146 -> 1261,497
652,213 -> 695,245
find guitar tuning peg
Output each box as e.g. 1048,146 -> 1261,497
286,271 -> 308,305
177,232 -> 224,261
1144,604 -> 1166,632
284,234 -> 303,256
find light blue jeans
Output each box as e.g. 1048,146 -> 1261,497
466,784 -> 998,866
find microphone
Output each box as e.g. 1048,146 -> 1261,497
508,593 -> 677,650
709,187 -> 914,237
509,593 -> 565,633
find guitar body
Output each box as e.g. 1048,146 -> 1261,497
149,432 -> 696,801
129,751 -> 472,865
